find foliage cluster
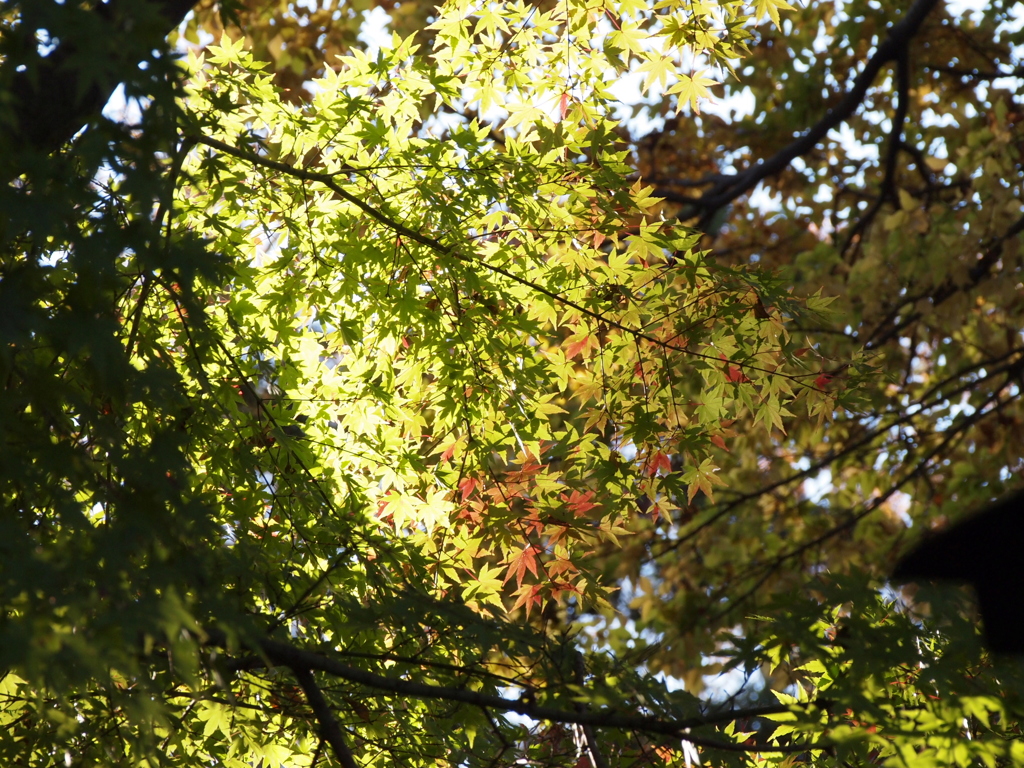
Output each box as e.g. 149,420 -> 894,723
1,0 -> 1023,766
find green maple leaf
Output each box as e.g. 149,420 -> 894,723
668,70 -> 719,114
753,0 -> 795,28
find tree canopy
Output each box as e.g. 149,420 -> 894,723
2,0 -> 1023,766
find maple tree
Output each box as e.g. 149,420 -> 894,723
2,0 -> 1024,766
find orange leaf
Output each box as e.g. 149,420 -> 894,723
504,545 -> 540,587
546,557 -> 577,578
511,584 -> 545,616
522,510 -> 544,536
654,745 -> 674,762
458,476 -> 479,501
645,451 -> 672,477
545,524 -> 572,546
564,333 -> 595,360
456,501 -> 485,525
563,489 -> 598,517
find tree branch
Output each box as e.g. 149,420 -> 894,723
712,384 -> 1021,621
291,666 -> 358,768
863,211 -> 1024,349
205,628 -> 825,749
654,345 -> 1024,560
839,47 -> 911,260
574,652 -> 610,768
687,0 -> 940,221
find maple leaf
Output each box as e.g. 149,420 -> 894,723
683,459 -> 726,503
564,333 -> 596,360
436,434 -> 466,463
564,489 -> 598,517
522,510 -> 545,537
645,450 -> 672,477
461,564 -> 505,610
637,53 -> 673,94
545,524 -> 572,547
458,501 -> 485,528
668,70 -> 719,114
752,0 -> 795,28
504,545 -> 540,587
720,353 -> 751,383
546,557 -> 578,578
726,363 -> 750,383
458,476 -> 480,501
510,583 -> 545,617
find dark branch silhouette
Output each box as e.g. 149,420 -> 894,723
292,666 -> 359,768
653,0 -> 941,224
203,628 -> 827,751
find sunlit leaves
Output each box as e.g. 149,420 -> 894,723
669,70 -> 719,114
13,0 -> 1024,765
752,0 -> 795,29
175,26 -> 822,640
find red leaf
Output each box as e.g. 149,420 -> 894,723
645,451 -> 672,477
710,434 -> 728,451
564,334 -> 594,360
564,489 -> 598,517
504,545 -> 540,587
511,584 -> 545,617
718,352 -> 750,383
458,476 -> 479,501
725,363 -> 749,383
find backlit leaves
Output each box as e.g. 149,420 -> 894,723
6,0 -> 1024,766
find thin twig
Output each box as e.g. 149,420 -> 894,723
840,48 -> 911,261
